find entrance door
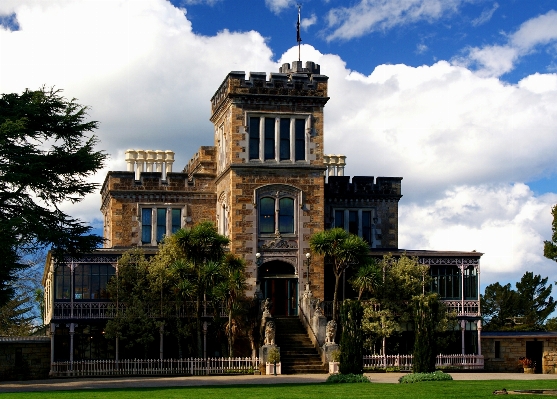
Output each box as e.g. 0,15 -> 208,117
526,341 -> 543,374
259,260 -> 298,316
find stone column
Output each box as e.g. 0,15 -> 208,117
156,150 -> 165,174
165,150 -> 174,175
136,150 -> 146,179
336,155 -> 346,176
125,149 -> 136,172
477,319 -> 482,356
461,320 -> 466,355
146,150 -> 156,172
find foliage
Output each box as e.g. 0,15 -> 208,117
481,272 -> 555,331
310,228 -> 369,320
350,259 -> 382,300
0,87 -> 106,308
339,299 -> 364,375
326,373 -> 371,383
546,317 -> 557,331
398,371 -> 453,383
361,254 -> 430,354
412,293 -> 440,373
0,294 -> 35,336
330,349 -> 341,362
267,346 -> 280,363
544,204 -> 557,262
105,249 -> 156,357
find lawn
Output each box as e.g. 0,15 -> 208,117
3,380 -> 557,399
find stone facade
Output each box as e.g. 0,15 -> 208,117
483,332 -> 557,374
0,337 -> 50,381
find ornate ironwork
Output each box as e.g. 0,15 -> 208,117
419,257 -> 480,266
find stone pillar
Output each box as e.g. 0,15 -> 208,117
136,150 -> 146,179
336,155 -> 346,176
328,154 -> 337,177
125,149 -> 136,172
146,150 -> 156,172
323,154 -> 330,179
165,150 -> 174,174
312,310 -> 328,346
156,150 -> 165,174
323,343 -> 339,363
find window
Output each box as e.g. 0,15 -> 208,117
259,196 -> 295,234
494,341 -> 501,358
463,266 -> 478,300
248,115 -> 308,162
55,264 -> 115,300
333,208 -> 376,246
141,207 -> 183,245
430,266 -> 460,299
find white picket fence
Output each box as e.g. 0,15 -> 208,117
50,357 -> 259,377
363,354 -> 484,371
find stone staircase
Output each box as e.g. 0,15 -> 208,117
274,316 -> 328,374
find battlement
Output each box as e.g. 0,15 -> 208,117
211,60 -> 329,114
184,146 -> 217,178
325,176 -> 403,200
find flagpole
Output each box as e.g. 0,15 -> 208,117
297,4 -> 302,62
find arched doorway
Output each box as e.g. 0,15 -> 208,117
260,260 -> 298,316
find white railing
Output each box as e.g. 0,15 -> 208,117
363,354 -> 484,371
52,301 -> 227,320
50,357 -> 259,377
440,300 -> 480,316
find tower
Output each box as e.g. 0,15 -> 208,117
206,61 -> 329,313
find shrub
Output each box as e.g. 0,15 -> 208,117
326,373 -> 371,384
398,371 -> 453,384
339,300 -> 364,375
267,347 -> 280,364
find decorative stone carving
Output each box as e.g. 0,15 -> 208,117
259,238 -> 298,249
262,298 -> 272,319
325,320 -> 337,344
264,320 -> 276,346
314,298 -> 324,317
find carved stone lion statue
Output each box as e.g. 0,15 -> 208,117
264,320 -> 276,346
325,320 -> 337,344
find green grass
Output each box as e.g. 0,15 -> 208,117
2,380 -> 557,399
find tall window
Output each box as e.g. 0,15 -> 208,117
259,196 -> 295,234
430,266 -> 461,299
55,264 -> 115,300
141,207 -> 183,245
334,208 -> 376,245
248,115 -> 308,162
463,266 -> 478,300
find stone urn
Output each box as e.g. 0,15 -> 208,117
523,367 -> 535,374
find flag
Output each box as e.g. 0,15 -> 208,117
297,6 -> 302,43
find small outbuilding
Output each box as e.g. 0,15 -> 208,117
482,331 -> 557,374
0,336 -> 51,380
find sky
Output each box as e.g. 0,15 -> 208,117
1,0 -> 557,295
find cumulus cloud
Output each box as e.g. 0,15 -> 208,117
457,10 -> 557,77
324,0 -> 466,41
301,13 -> 317,30
399,184 -> 557,284
265,0 -> 294,15
2,1 -> 557,288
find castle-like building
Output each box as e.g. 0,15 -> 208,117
43,60 -> 482,366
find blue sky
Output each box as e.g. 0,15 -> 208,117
1,0 -> 557,293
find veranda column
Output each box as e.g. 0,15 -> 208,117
477,319 -> 482,356
49,323 -> 56,375
160,323 -> 164,360
69,323 -> 77,370
460,320 -> 466,355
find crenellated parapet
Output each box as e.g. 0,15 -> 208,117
211,61 -> 329,115
325,176 -> 403,201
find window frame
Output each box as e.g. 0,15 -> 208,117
140,206 -> 185,245
255,184 -> 300,237
333,208 -> 377,247
247,113 -> 310,163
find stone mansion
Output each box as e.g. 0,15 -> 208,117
42,60 -> 482,364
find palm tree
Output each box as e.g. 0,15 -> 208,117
175,222 -> 230,357
350,259 -> 381,300
309,228 -> 369,321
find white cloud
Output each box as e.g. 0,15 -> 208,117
324,0 -> 466,41
265,0 -> 295,15
399,184 -> 557,285
471,2 -> 498,27
416,43 -> 428,54
2,1 -> 557,289
182,0 -> 222,5
301,13 -> 317,30
457,10 -> 557,77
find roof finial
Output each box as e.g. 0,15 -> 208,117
297,4 -> 302,62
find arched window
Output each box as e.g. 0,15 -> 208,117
259,196 -> 295,234
278,198 -> 294,233
260,197 -> 275,234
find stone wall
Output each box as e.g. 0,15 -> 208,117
0,337 -> 50,381
483,337 -> 557,374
